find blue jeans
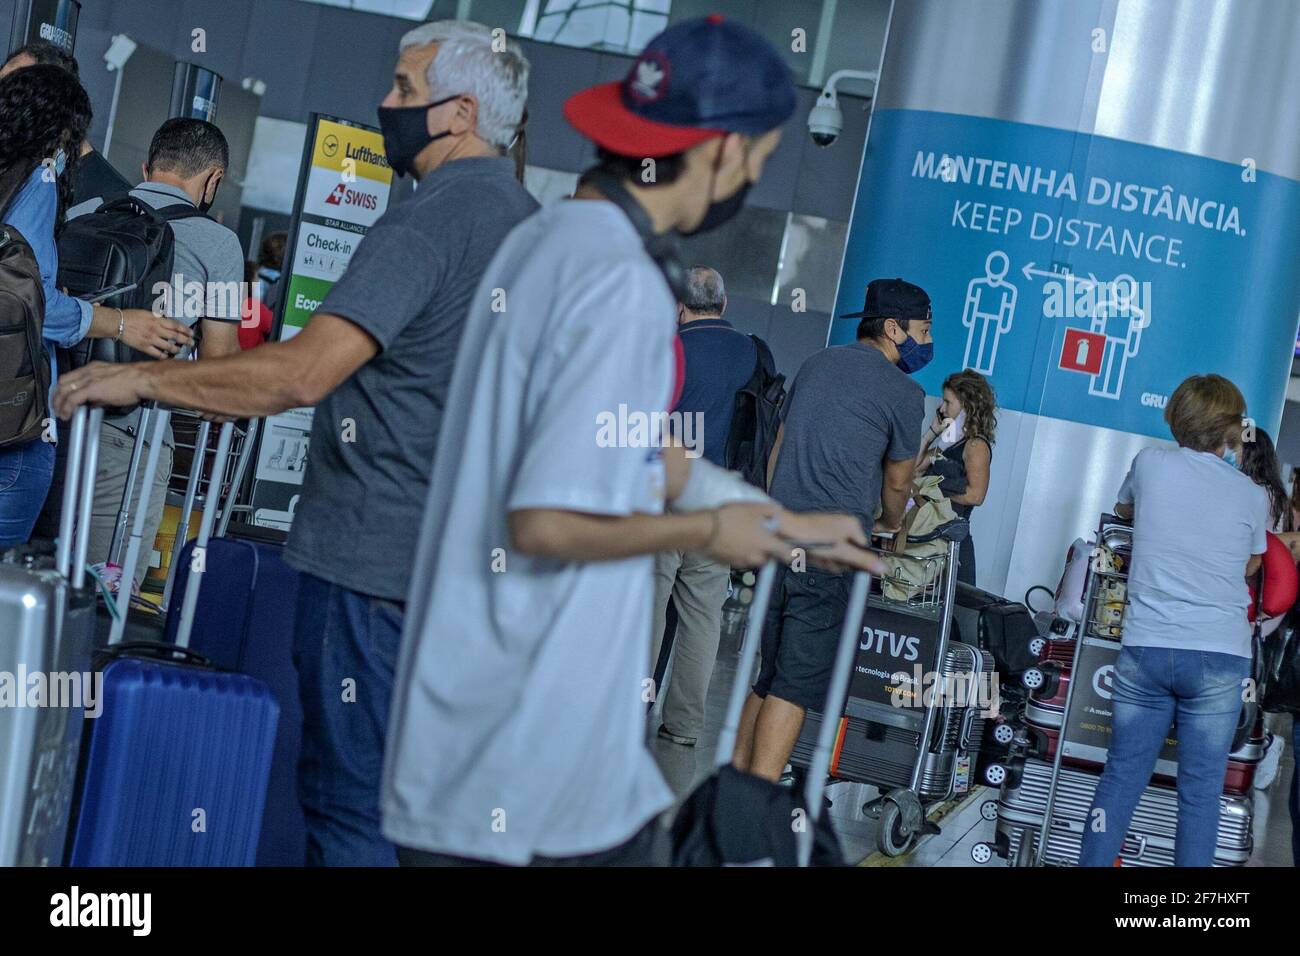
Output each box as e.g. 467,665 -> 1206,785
0,438 -> 54,548
1291,716 -> 1299,866
1079,645 -> 1249,867
292,572 -> 404,867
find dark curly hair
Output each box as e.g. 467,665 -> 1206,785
1241,427 -> 1287,528
0,63 -> 92,230
942,369 -> 997,445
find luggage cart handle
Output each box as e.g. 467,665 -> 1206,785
799,569 -> 873,867
55,405 -> 106,585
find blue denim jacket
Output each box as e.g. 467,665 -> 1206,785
3,166 -> 93,395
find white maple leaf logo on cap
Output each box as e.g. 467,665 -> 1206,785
631,58 -> 665,100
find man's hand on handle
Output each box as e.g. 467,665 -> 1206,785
53,362 -> 148,419
702,504 -> 885,575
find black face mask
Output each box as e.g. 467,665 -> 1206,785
377,94 -> 459,178
198,171 -> 221,214
680,141 -> 753,237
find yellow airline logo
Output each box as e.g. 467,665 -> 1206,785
312,121 -> 392,185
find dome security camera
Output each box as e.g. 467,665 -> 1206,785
808,69 -> 879,148
808,90 -> 843,148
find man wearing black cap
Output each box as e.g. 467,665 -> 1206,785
378,16 -> 881,866
732,278 -> 933,783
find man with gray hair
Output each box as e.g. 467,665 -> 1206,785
649,266 -> 762,746
54,20 -> 538,866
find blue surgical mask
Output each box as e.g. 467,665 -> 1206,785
896,335 -> 934,374
1223,448 -> 1239,469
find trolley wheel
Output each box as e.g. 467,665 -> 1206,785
1028,637 -> 1047,656
980,799 -> 999,821
1022,667 -> 1045,691
992,722 -> 1016,745
876,799 -> 916,857
983,762 -> 1008,787
971,842 -> 994,864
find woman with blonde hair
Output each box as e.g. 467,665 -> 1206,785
916,369 -> 996,585
1080,373 -> 1267,867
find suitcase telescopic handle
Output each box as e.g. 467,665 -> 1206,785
55,405 -> 105,586
713,561 -> 778,768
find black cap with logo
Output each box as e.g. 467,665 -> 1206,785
839,278 -> 932,322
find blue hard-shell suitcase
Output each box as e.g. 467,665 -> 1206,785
66,642 -> 279,866
165,534 -> 305,866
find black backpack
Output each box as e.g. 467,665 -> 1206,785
56,195 -> 207,367
724,334 -> 785,487
0,162 -> 52,449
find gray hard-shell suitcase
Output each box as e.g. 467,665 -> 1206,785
989,757 -> 1253,867
0,407 -> 104,865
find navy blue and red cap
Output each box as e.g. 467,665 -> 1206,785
564,14 -> 797,157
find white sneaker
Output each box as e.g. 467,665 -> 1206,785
1255,733 -> 1285,790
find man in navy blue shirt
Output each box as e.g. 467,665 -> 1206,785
650,266 -> 759,745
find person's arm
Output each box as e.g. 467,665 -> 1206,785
915,409 -> 946,468
512,504 -> 769,565
84,305 -> 192,357
198,233 -> 256,362
198,318 -> 241,360
879,385 -> 927,532
1245,489 -> 1269,579
878,457 -> 913,532
946,436 -> 991,507
1113,452 -> 1139,521
512,458 -> 877,572
53,312 -> 378,419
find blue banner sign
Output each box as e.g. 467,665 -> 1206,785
830,110 -> 1300,438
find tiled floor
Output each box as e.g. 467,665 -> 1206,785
649,624 -> 1298,867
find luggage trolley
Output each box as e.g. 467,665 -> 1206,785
975,513 -> 1258,866
1025,513 -> 1131,866
154,411 -> 259,608
790,524 -> 996,856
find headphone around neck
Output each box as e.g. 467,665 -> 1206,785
581,167 -> 688,302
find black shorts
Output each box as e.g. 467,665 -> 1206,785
752,566 -> 853,712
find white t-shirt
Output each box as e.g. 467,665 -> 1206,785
381,200 -> 677,864
1118,446 -> 1269,659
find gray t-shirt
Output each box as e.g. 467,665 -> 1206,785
769,342 -> 925,527
1117,445 -> 1269,659
283,156 -> 539,600
106,181 -> 245,443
